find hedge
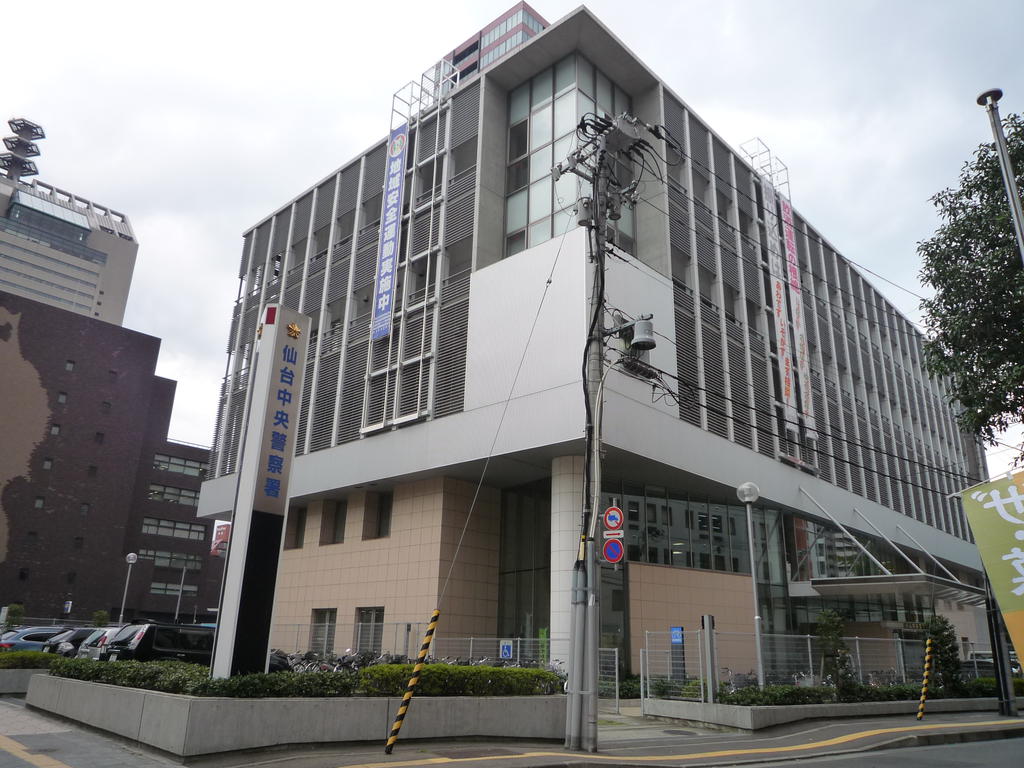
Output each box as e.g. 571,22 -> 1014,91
714,679 -> 1024,706
359,664 -> 562,696
0,651 -> 55,669
49,659 -> 356,698
49,658 -> 561,698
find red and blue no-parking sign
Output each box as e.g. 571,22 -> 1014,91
603,538 -> 624,563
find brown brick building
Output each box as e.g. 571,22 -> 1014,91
0,291 -> 222,622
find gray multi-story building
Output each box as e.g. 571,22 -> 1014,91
199,6 -> 990,669
0,170 -> 137,326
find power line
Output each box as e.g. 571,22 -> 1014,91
600,230 -> 969,484
654,124 -> 930,316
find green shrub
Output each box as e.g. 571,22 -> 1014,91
619,674 -> 641,699
358,664 -> 561,696
3,604 -> 25,630
92,610 -> 110,627
965,677 -> 1024,697
49,658 -> 555,698
0,651 -> 55,669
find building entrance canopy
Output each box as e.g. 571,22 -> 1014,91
806,573 -> 986,607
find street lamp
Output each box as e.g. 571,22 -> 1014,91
118,553 -> 137,625
736,482 -> 765,687
173,558 -> 188,623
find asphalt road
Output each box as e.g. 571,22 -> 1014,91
733,737 -> 1022,767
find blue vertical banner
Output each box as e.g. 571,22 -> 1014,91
371,123 -> 409,341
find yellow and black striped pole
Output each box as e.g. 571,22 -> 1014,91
384,608 -> 440,754
917,637 -> 933,721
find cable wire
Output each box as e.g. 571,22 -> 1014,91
439,212 -> 577,604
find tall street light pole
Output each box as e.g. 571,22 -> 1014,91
977,88 -> 1024,266
736,482 -> 765,687
118,552 -> 138,625
174,559 -> 188,623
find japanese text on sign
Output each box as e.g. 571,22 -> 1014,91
371,123 -> 410,341
961,473 -> 1024,661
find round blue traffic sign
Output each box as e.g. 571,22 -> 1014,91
603,538 -> 624,563
604,506 -> 623,530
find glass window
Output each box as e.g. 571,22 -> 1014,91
507,158 -> 529,192
596,71 -> 613,115
506,231 -> 527,256
510,84 -> 530,124
555,55 -> 575,93
531,68 -> 552,106
577,57 -> 594,96
553,92 -> 575,139
529,146 -> 552,183
148,484 -> 199,506
529,218 -> 550,247
506,189 -> 528,233
509,121 -> 528,161
528,178 -> 551,223
530,104 -> 552,151
577,93 -> 595,122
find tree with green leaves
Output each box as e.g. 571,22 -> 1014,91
92,610 -> 110,627
918,113 -> 1024,459
4,603 -> 25,630
923,614 -> 964,695
815,609 -> 855,696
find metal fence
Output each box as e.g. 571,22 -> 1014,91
271,622 -> 572,667
641,630 -> 941,704
599,647 -> 620,713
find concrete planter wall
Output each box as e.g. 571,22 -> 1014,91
26,675 -> 566,757
0,668 -> 50,695
644,695 -> 1024,730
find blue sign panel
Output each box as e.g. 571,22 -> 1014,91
371,123 -> 409,341
670,626 -> 683,645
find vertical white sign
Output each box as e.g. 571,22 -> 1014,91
779,197 -> 816,438
211,303 -> 309,678
762,183 -> 799,429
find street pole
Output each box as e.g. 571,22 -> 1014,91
174,561 -> 187,622
977,88 -> 1024,267
580,136 -> 611,754
118,553 -> 137,625
737,483 -> 765,687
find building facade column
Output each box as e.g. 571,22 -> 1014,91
550,455 -> 584,661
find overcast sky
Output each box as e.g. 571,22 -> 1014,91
6,0 -> 1023,476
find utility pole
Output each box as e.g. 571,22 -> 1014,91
977,88 -> 1024,266
556,114 -> 646,753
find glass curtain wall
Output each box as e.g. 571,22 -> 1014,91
505,54 -> 634,257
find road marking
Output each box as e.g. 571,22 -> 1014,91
343,719 -> 1024,767
0,733 -> 75,768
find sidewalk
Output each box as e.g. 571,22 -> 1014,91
194,704 -> 1024,768
2,696 -> 1022,768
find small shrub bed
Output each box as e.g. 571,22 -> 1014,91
50,658 -> 357,698
0,651 -> 55,669
359,664 -> 561,696
49,658 -> 560,698
715,679 -> 1024,707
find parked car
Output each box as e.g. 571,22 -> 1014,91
75,626 -> 123,660
0,626 -> 71,652
103,621 -> 214,664
41,627 -> 97,657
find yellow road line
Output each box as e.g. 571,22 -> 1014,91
0,733 -> 75,768
347,719 -> 1024,768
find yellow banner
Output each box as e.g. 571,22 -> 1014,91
961,471 -> 1024,655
